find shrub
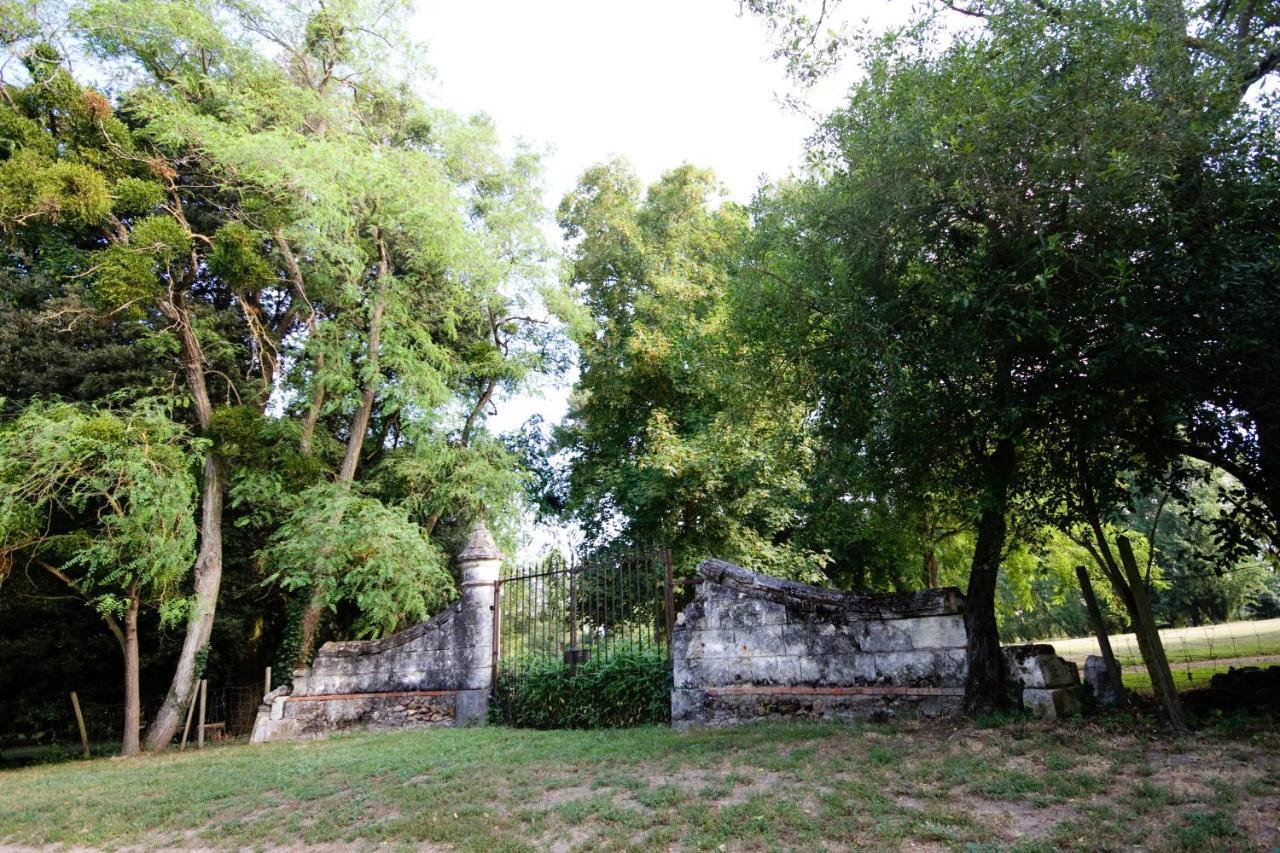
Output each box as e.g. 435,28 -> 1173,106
490,645 -> 671,729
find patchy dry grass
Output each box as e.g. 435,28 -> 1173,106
1,716 -> 1277,851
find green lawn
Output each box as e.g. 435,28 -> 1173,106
1122,662 -> 1242,695
2,719 -> 1277,851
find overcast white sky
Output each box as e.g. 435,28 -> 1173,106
408,1 -> 911,435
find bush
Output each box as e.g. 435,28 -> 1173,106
490,645 -> 671,729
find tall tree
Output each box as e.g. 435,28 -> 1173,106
555,160 -> 828,578
741,0 -> 1279,712
3,0 -> 552,749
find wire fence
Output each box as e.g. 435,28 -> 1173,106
1042,616 -> 1280,691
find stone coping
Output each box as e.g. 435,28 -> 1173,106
313,601 -> 463,659
696,559 -> 965,619
703,685 -> 965,697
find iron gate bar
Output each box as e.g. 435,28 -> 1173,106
491,549 -> 675,725
662,550 -> 675,659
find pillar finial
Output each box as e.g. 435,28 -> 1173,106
458,520 -> 502,564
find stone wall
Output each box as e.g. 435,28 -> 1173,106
672,559 -> 970,726
1003,644 -> 1084,718
251,523 -> 503,742
253,546 -> 1086,740
672,559 -> 1084,727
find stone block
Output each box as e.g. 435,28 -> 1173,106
671,688 -> 707,728
735,623 -> 790,657
853,619 -> 915,652
902,615 -> 968,650
1084,655 -> 1122,707
1022,686 -> 1083,719
1003,644 -> 1080,689
750,655 -> 801,684
684,628 -> 737,661
454,689 -> 489,725
819,652 -> 877,685
724,596 -> 787,630
874,650 -> 963,686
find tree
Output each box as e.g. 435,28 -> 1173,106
554,160 -> 828,579
3,0 -> 552,749
740,0 -> 1279,712
0,399 -> 200,755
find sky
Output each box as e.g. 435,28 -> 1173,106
412,1 -> 871,205
408,1 -> 911,441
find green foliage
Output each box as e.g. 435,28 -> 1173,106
0,149 -> 112,226
491,646 -> 672,729
208,222 -> 272,294
0,102 -> 54,158
90,245 -> 159,312
0,398 -> 202,622
261,483 -> 456,638
556,160 -> 826,580
110,177 -> 164,215
128,215 -> 191,261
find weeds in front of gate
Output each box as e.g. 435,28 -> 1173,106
490,645 -> 671,728
2,715 -> 1276,851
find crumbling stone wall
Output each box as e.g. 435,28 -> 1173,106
672,559 -> 1083,727
672,559 -> 969,726
251,524 -> 502,742
1003,644 -> 1083,718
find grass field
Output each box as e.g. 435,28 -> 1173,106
1120,662 -> 1243,694
1043,617 -> 1280,694
1044,617 -> 1280,668
2,718 -> 1277,851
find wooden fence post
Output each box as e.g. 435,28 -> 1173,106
1075,565 -> 1126,708
197,679 -> 208,749
178,683 -> 197,750
1116,536 -> 1188,733
69,692 -> 89,759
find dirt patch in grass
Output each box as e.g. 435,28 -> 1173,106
969,797 -> 1081,841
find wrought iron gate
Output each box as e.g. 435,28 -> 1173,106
489,549 -> 675,723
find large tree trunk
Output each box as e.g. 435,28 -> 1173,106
121,587 -> 141,757
144,454 -> 226,750
145,294 -> 225,751
962,438 -> 1014,716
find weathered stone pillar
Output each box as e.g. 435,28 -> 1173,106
454,521 -> 504,724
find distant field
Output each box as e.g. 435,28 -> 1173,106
1041,618 -> 1280,670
